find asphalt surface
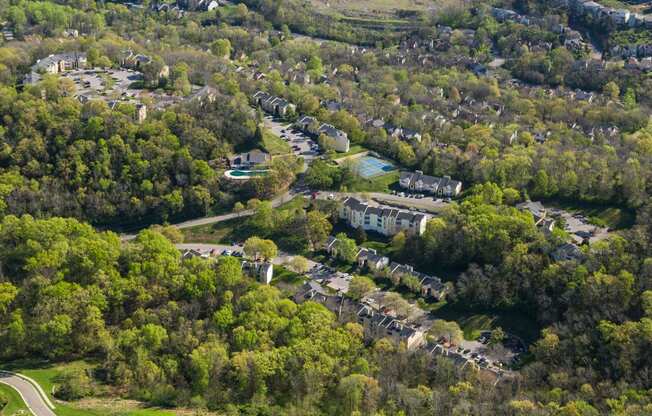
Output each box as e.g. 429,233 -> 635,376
120,190 -> 298,241
0,371 -> 55,416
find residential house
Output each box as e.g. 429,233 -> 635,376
551,243 -> 584,262
121,50 -> 170,80
243,261 -> 274,284
229,149 -> 271,168
324,235 -> 339,254
517,201 -> 547,225
318,123 -> 350,152
399,171 -> 463,197
188,85 -> 218,105
356,305 -> 425,349
388,262 -> 447,301
339,197 -> 428,236
295,115 -> 350,152
420,276 -> 447,301
356,248 -> 390,271
253,91 -> 296,117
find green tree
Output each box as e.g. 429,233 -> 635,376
210,39 -> 232,59
216,255 -> 243,287
244,236 -> 278,261
428,319 -> 463,345
348,276 -> 376,301
335,233 -> 357,263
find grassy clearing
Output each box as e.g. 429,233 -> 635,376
348,170 -> 400,193
430,304 -> 541,345
310,0 -> 437,17
546,200 -> 635,230
0,383 -> 29,416
263,130 -> 291,155
333,145 -> 367,160
180,218 -> 241,245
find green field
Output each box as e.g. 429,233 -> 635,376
348,170 -> 400,193
310,0 -> 437,18
263,130 -> 291,155
180,218 -> 241,244
0,383 -> 29,416
333,145 -> 367,160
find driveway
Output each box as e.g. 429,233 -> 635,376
0,371 -> 56,416
263,116 -> 320,170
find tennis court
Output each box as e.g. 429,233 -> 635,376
355,156 -> 395,178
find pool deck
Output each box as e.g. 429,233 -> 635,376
224,169 -> 269,180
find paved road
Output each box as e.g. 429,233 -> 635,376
0,372 -> 55,416
121,190 -> 298,241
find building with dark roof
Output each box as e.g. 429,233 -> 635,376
339,197 -> 427,236
399,171 -> 462,197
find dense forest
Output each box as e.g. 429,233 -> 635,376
1,0 -> 652,414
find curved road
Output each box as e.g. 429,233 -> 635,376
120,190 -> 298,241
0,372 -> 55,416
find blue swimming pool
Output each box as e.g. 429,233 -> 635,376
355,156 -> 395,178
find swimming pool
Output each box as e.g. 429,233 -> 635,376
354,156 -> 395,178
224,170 -> 269,180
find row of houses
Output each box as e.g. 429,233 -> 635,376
252,91 -> 296,117
294,281 -> 427,349
399,170 -> 463,197
324,236 -> 448,301
367,119 -> 423,142
295,115 -> 350,153
339,197 -> 428,237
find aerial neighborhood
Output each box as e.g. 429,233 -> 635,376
1,0 -> 651,414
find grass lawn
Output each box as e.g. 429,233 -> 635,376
360,240 -> 393,256
348,171 -> 400,193
262,130 -> 291,155
546,200 -> 635,230
181,218 -> 241,245
0,360 -> 192,416
0,383 -> 29,416
430,304 -> 541,345
310,0 -> 439,17
333,145 -> 367,160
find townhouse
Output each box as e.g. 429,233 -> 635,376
387,262 -> 448,301
399,171 -> 463,197
296,115 -> 350,152
242,260 -> 274,284
356,305 -> 426,350
325,237 -> 448,302
252,91 -> 296,117
293,282 -> 426,349
339,197 -> 428,237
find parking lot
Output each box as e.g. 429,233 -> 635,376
548,208 -> 610,244
61,68 -> 144,101
264,116 -> 320,168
